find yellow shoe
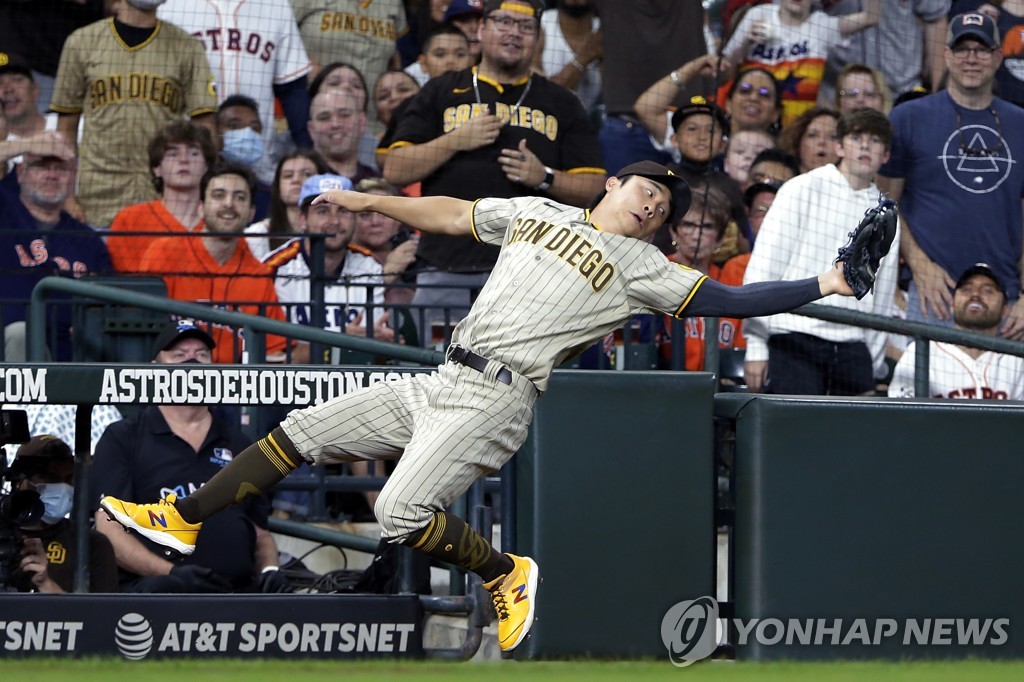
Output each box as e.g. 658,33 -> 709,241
484,554 -> 539,652
99,493 -> 201,556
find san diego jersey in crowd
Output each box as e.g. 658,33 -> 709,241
263,238 -> 384,331
888,340 -> 1024,400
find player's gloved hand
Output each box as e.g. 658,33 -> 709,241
170,564 -> 232,593
257,567 -> 291,593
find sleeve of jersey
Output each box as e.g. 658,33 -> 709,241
388,79 -> 442,148
553,89 -> 605,175
878,104 -> 909,178
49,31 -> 86,114
628,254 -> 709,314
886,344 -> 916,398
720,7 -> 757,64
470,197 -> 519,246
274,11 -> 313,84
184,38 -> 218,117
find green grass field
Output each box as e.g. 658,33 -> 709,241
3,659 -> 1024,681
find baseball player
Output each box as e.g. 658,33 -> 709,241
101,161 -> 859,653
49,0 -> 218,226
888,264 -> 1024,400
158,0 -> 313,153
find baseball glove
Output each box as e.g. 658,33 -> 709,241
835,196 -> 898,299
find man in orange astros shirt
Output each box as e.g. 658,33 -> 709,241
138,162 -> 289,363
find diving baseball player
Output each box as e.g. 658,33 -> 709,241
888,263 -> 1024,400
101,160 -> 860,653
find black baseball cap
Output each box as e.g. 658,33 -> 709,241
671,96 -> 730,137
8,435 -> 72,480
445,0 -> 485,22
617,161 -> 692,226
152,319 -> 216,358
743,178 -> 784,208
955,263 -> 1006,298
0,52 -> 33,79
948,12 -> 1000,49
483,0 -> 544,20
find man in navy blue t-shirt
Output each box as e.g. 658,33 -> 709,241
0,151 -> 111,359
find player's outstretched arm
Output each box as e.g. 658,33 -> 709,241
820,262 -> 855,297
685,263 -> 855,319
313,190 -> 473,236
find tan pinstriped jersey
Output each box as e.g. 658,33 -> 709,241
291,0 -> 407,122
457,197 -> 707,391
51,19 -> 217,226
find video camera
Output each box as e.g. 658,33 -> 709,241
0,409 -> 39,591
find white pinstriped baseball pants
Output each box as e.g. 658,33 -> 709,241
280,361 -> 537,540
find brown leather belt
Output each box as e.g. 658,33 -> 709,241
446,345 -> 513,385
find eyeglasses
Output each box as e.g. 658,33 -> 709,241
955,106 -> 1003,158
676,220 -> 716,233
839,87 -> 879,99
486,14 -> 538,35
735,81 -> 774,100
950,45 -> 998,60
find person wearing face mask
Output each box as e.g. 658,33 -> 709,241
216,95 -> 273,221
6,435 -> 118,593
50,0 -> 218,227
91,320 -> 285,593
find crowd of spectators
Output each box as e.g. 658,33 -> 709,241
4,0 -> 1024,596
1,2 -> 1022,390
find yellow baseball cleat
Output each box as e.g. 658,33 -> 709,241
100,493 -> 201,556
484,554 -> 540,652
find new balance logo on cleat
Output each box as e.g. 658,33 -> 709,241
148,511 -> 167,528
484,554 -> 540,653
513,582 -> 529,604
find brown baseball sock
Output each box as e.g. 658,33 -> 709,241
404,510 -> 514,584
173,426 -> 304,523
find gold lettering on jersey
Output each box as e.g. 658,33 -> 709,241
89,72 -> 183,113
511,224 -> 615,292
508,217 -> 558,245
319,12 -> 398,41
441,104 -> 559,141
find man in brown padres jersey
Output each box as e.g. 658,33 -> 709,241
50,0 -> 217,226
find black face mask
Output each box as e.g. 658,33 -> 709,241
176,358 -> 202,365
561,3 -> 593,18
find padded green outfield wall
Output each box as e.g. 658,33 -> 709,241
515,371 -> 719,659
718,394 -> 1024,661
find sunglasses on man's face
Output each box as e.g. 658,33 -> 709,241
736,81 -> 774,100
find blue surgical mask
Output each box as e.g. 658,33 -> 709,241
221,127 -> 264,166
35,483 -> 74,525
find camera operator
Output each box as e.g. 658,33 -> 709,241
5,435 -> 118,592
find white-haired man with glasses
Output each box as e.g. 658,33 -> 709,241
878,12 -> 1024,339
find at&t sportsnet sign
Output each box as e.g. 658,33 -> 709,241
661,597 -> 1011,665
0,594 -> 423,659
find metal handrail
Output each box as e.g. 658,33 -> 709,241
28,276 -> 444,366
